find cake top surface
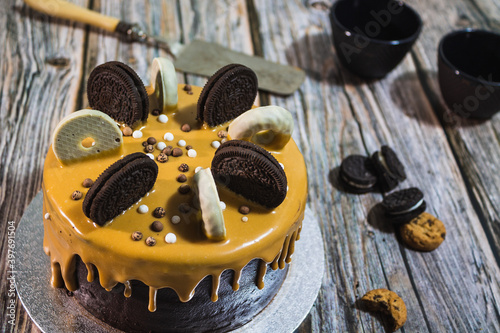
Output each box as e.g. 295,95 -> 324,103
43,80 -> 307,302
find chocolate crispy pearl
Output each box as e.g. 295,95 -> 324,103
197,64 -> 258,126
72,256 -> 288,333
211,140 -> 287,208
87,62 -> 147,126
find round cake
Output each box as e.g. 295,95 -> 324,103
42,60 -> 308,332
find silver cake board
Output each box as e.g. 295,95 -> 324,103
15,192 -> 325,333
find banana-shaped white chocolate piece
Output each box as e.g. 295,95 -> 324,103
150,57 -> 178,111
228,105 -> 294,149
193,168 -> 226,241
52,109 -> 123,163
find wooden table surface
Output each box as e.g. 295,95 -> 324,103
1,0 -> 500,332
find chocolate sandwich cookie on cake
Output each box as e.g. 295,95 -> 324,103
42,59 -> 308,332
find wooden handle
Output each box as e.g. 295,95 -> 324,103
24,0 -> 120,32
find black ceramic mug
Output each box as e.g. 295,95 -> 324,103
329,0 -> 422,79
438,29 -> 500,119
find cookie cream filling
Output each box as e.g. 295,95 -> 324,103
341,174 -> 375,189
376,151 -> 396,178
388,198 -> 424,215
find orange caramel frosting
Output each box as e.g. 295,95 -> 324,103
42,85 -> 308,312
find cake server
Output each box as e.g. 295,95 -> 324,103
24,0 -> 306,95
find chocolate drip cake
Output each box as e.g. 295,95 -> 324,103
42,59 -> 307,332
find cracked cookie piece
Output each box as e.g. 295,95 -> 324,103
360,288 -> 407,332
399,212 -> 446,251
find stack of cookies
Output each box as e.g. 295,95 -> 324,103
339,147 -> 446,252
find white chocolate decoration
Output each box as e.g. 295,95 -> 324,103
228,105 -> 294,149
171,215 -> 181,224
158,114 -> 168,123
157,142 -> 167,151
193,168 -> 226,241
165,233 -> 177,244
52,109 -> 123,163
138,205 -> 149,214
150,57 -> 178,111
164,132 -> 174,141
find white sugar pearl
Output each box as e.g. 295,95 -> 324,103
165,233 -> 177,244
195,166 -> 203,173
221,138 -> 227,143
171,215 -> 181,224
138,205 -> 149,214
187,149 -> 197,158
164,132 -> 174,141
157,142 -> 166,150
241,216 -> 248,222
44,213 -> 51,220
158,114 -> 168,123
132,130 -> 143,139
219,201 -> 226,211
211,141 -> 220,149
177,140 -> 186,147
146,153 -> 154,160
279,163 -> 284,169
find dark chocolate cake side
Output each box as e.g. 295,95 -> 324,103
72,257 -> 288,332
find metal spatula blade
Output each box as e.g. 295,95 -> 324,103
171,40 -> 305,95
24,0 -> 306,95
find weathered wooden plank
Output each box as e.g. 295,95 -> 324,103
0,0 -> 89,332
252,0 -> 500,332
178,0 -> 255,95
3,0 -> 500,332
410,0 -> 500,266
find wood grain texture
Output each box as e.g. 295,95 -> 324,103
252,0 -> 500,332
1,0 -> 499,332
0,1 -> 88,332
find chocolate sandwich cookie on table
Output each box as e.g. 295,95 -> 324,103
338,145 -> 406,194
339,155 -> 378,194
371,145 -> 407,192
382,187 -> 426,225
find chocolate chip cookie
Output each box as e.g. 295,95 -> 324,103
360,288 -> 407,332
399,212 -> 446,251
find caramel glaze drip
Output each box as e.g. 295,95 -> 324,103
124,281 -> 132,298
42,85 -> 308,312
256,260 -> 268,290
149,287 -> 158,312
232,269 -> 242,291
85,263 -> 95,282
